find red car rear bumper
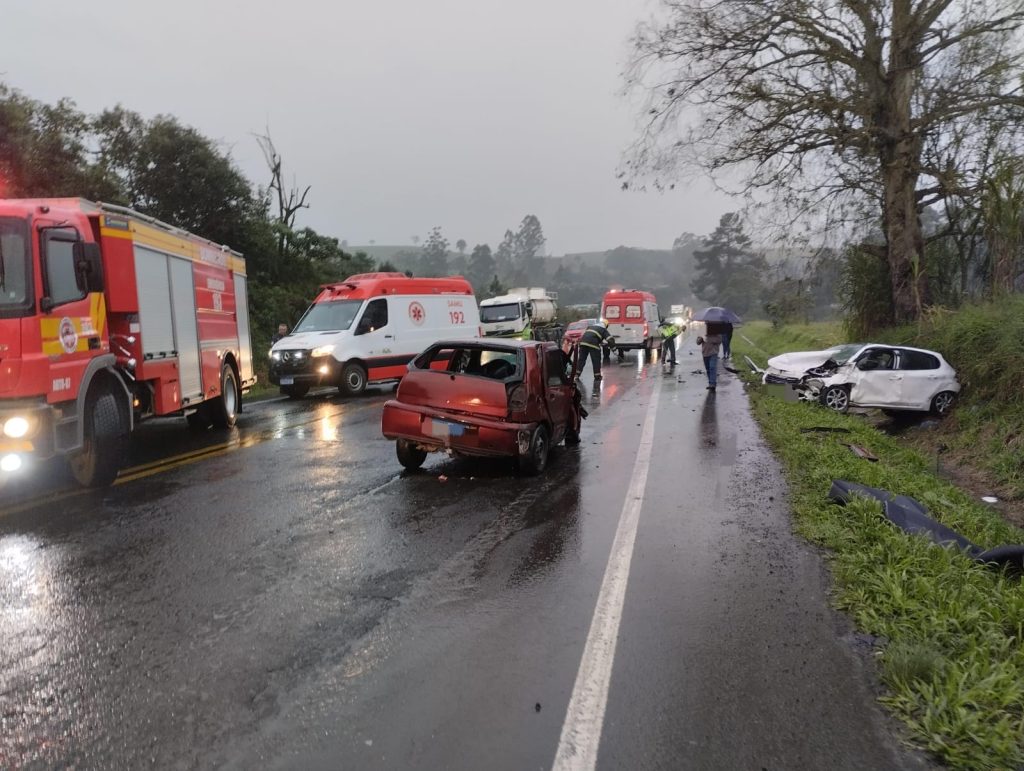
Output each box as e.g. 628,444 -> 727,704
382,400 -> 535,458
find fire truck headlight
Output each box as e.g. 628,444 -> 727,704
1,453 -> 23,472
311,345 -> 335,358
3,417 -> 30,439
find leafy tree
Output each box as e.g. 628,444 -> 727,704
378,260 -> 398,272
468,243 -> 495,292
0,85 -> 101,197
455,238 -> 467,255
494,229 -> 515,279
486,274 -> 507,298
411,235 -> 420,246
628,0 -> 1024,324
512,214 -> 546,281
420,226 -> 449,276
691,213 -> 767,315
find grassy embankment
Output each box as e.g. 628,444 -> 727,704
733,309 -> 1024,770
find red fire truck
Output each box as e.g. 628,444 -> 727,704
0,198 -> 256,487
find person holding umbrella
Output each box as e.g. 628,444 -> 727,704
692,307 -> 742,390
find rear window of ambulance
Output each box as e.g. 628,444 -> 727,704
603,304 -> 621,319
625,305 -> 642,319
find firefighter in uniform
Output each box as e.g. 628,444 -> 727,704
578,322 -> 615,380
657,318 -> 681,366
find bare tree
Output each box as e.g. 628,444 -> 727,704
627,0 -> 1024,324
255,128 -> 311,257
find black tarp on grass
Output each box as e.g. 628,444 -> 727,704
829,480 -> 1024,571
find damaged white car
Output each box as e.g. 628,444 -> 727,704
763,344 -> 960,415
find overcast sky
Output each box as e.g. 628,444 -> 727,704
5,0 -> 731,255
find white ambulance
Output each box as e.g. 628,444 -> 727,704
269,273 -> 481,397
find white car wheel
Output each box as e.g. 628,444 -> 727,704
821,385 -> 850,413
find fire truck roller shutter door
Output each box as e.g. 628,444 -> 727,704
233,274 -> 254,384
167,256 -> 203,403
133,246 -> 176,358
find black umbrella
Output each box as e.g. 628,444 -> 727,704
693,306 -> 742,324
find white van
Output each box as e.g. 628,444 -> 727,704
269,273 -> 481,397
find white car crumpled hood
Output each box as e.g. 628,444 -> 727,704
765,348 -> 846,378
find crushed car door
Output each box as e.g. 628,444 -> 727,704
849,347 -> 902,406
543,346 -> 574,440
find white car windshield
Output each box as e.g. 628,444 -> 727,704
828,344 -> 866,364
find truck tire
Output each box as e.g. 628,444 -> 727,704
396,439 -> 427,470
69,390 -> 127,488
564,425 -> 581,446
210,363 -> 239,429
341,363 -> 368,396
282,384 -> 309,399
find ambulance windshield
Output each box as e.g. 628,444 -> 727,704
293,299 -> 363,333
0,218 -> 31,316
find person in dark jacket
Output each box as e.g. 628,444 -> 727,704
721,323 -> 734,360
578,322 -> 615,380
272,323 -> 289,344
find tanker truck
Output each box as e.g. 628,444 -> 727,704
479,287 -> 563,342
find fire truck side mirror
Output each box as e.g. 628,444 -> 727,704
73,242 -> 105,293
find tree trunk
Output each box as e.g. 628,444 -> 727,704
880,0 -> 929,325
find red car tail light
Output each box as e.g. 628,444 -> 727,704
508,384 -> 528,412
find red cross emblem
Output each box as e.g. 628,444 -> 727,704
409,302 -> 426,325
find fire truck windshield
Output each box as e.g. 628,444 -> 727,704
293,299 -> 363,333
0,217 -> 31,317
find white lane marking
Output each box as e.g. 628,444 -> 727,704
553,375 -> 662,771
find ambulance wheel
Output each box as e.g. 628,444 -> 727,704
341,363 -> 368,396
517,425 -> 550,476
396,439 -> 427,470
210,364 -> 239,429
281,384 -> 309,399
69,390 -> 127,488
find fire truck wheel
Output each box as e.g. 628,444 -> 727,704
211,364 -> 240,429
281,384 -> 309,399
69,391 -> 126,488
396,439 -> 427,470
341,363 -> 368,396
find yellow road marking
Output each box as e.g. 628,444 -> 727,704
0,399 -> 375,518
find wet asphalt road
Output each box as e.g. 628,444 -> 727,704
0,337 -> 930,770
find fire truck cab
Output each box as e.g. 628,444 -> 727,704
0,198 -> 255,487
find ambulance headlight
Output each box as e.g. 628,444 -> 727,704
3,417 -> 30,439
311,345 -> 335,358
270,350 -> 281,361
1,453 -> 23,472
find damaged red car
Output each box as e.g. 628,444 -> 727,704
381,339 -> 584,475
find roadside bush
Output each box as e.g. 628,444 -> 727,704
840,247 -> 893,340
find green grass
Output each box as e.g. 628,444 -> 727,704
733,332 -> 1024,769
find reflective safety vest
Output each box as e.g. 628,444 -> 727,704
579,325 -> 613,349
659,323 -> 680,339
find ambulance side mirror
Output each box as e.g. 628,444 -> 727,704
74,242 -> 104,293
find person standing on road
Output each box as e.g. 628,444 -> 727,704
722,322 -> 734,360
578,322 -> 615,380
657,317 -> 680,366
696,330 -> 722,390
272,323 -> 289,344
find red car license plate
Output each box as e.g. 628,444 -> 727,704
425,418 -> 466,439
